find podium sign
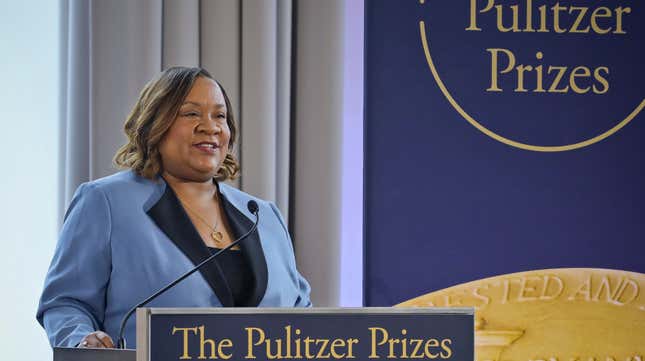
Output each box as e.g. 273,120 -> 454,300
136,308 -> 473,361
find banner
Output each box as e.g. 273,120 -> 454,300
364,0 -> 645,306
364,0 -> 644,356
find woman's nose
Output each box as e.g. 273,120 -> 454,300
197,116 -> 221,134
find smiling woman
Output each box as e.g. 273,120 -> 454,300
158,77 -> 234,184
113,68 -> 239,181
36,67 -> 312,350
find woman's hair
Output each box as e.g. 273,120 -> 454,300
113,66 -> 240,180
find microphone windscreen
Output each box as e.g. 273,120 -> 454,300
247,200 -> 259,214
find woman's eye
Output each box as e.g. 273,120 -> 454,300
217,113 -> 226,119
183,112 -> 199,117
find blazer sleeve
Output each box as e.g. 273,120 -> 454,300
36,183 -> 112,347
268,202 -> 312,307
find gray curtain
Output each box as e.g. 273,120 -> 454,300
60,0 -> 162,208
59,0 -> 351,307
293,0 -> 346,307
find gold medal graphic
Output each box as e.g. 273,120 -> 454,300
398,269 -> 645,361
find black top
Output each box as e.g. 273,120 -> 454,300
208,247 -> 254,306
148,182 -> 268,307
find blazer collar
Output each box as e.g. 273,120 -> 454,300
218,186 -> 268,307
145,177 -> 267,307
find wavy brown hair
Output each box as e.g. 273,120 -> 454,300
114,67 -> 240,181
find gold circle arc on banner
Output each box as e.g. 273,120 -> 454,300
419,21 -> 645,152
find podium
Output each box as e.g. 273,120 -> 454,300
53,347 -> 135,361
53,307 -> 473,361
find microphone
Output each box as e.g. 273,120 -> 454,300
116,200 -> 260,349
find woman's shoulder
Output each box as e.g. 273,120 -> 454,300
218,182 -> 266,208
75,170 -> 164,206
218,183 -> 287,226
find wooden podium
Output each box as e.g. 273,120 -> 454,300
53,307 -> 473,361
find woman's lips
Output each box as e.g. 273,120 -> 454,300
193,143 -> 219,154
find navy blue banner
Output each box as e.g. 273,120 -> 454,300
140,309 -> 473,361
364,0 -> 645,306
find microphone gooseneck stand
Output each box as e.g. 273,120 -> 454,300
116,200 -> 260,349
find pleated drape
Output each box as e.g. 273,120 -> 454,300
293,0 -> 345,308
60,0 -> 162,208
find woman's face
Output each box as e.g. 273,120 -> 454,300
158,77 -> 231,182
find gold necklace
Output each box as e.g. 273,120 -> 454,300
176,196 -> 225,244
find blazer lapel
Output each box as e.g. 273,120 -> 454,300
219,190 -> 268,307
146,183 -> 235,307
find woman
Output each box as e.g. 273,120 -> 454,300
37,67 -> 311,349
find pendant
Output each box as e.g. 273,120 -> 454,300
211,230 -> 224,243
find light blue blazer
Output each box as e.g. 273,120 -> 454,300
37,171 -> 311,349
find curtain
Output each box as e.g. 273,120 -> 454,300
58,0 -> 352,307
60,0 -> 162,208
